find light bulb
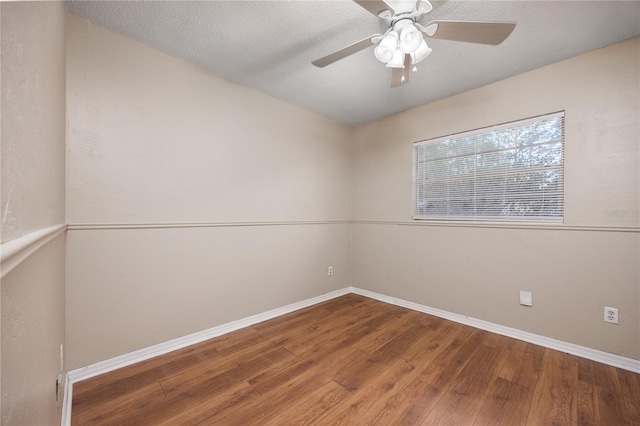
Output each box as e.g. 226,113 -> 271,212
412,66 -> 417,73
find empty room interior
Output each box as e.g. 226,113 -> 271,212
1,0 -> 639,425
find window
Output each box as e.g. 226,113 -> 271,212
413,112 -> 564,222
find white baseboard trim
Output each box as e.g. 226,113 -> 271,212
61,285 -> 639,425
350,287 -> 640,374
60,373 -> 72,426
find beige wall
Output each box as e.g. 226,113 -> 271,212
65,16 -> 353,369
352,38 -> 640,359
1,2 -> 67,425
1,2 -> 66,242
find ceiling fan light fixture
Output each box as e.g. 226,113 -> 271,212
411,39 -> 432,64
398,22 -> 423,53
374,31 -> 398,63
374,45 -> 393,63
312,1 -> 519,89
385,49 -> 405,68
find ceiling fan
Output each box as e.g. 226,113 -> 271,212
312,0 -> 516,88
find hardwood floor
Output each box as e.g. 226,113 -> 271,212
72,294 -> 640,425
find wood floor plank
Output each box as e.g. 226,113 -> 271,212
317,360 -> 422,425
417,327 -> 486,389
364,320 -> 467,424
359,304 -> 411,330
482,332 -> 517,352
72,345 -> 221,412
352,309 -> 425,354
319,293 -> 372,313
578,357 -> 620,392
207,325 -> 259,354
72,382 -> 165,426
214,313 -> 316,357
71,295 -> 640,425
72,342 -> 218,396
214,325 -> 299,357
498,340 -> 544,389
369,376 -> 444,425
617,368 -> 640,425
317,319 -> 467,425
527,349 -> 579,426
333,323 -> 431,392
156,381 -> 260,426
263,380 -> 353,425
578,381 -> 630,426
251,304 -> 331,331
113,349 -> 295,426
251,312 -> 444,425
422,343 -> 509,425
237,298 -> 351,357
210,366 -> 335,424
281,300 -> 394,356
474,377 -> 533,425
160,346 -> 296,397
248,326 -> 377,395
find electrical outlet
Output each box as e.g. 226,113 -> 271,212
328,266 -> 333,276
604,307 -> 618,324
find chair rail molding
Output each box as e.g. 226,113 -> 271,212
0,223 -> 67,279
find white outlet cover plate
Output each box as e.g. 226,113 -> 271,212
520,291 -> 533,306
604,307 -> 619,324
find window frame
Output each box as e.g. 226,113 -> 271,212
412,111 -> 565,223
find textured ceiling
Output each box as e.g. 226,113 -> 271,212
65,1 -> 640,127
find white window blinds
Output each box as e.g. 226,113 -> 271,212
413,112 -> 564,222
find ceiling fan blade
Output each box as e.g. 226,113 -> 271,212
312,36 -> 376,68
352,0 -> 393,17
425,21 -> 516,45
391,54 -> 411,88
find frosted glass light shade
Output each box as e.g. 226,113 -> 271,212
374,31 -> 398,63
418,0 -> 433,13
411,39 -> 432,64
399,23 -> 422,53
385,49 -> 405,68
374,45 -> 393,63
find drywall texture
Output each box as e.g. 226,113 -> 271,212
65,15 -> 352,369
0,2 -> 66,425
1,2 -> 66,243
352,38 -> 640,359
